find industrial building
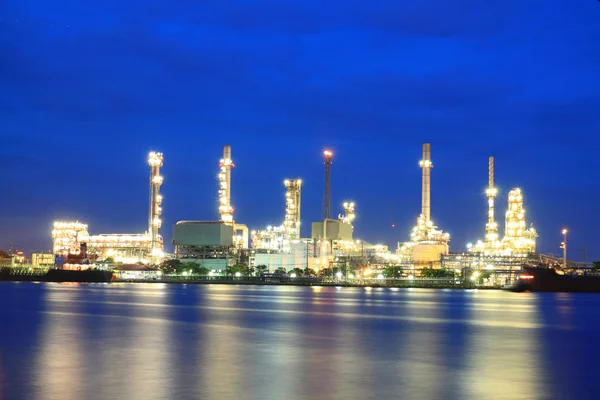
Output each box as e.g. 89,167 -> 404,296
51,152 -> 165,265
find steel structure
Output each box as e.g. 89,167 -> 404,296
322,150 -> 333,220
283,179 -> 302,240
148,151 -> 164,256
52,221 -> 90,256
339,202 -> 356,227
251,225 -> 285,251
484,156 -> 499,250
219,145 -> 234,224
468,158 -> 537,258
52,151 -> 165,264
502,188 -> 537,253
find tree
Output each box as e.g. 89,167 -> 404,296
0,250 -> 9,259
289,267 -> 304,276
243,265 -> 256,276
225,265 -> 245,276
274,267 -> 287,275
256,265 -> 268,274
160,259 -> 182,274
421,267 -> 454,278
303,267 -> 317,277
383,265 -> 403,278
478,271 -> 492,285
194,266 -> 210,275
103,257 -> 115,264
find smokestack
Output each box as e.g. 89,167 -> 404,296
323,150 -> 333,220
419,143 -> 432,223
218,145 -> 234,224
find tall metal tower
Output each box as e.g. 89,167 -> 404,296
218,145 -> 234,224
419,143 -> 432,223
148,152 -> 164,255
484,156 -> 499,248
283,179 -> 302,240
323,150 -> 333,220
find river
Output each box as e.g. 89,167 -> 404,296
1,282 -> 599,399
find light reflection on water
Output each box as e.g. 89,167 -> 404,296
2,283 -> 600,400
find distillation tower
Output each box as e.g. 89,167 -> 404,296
484,156 -> 499,250
218,145 -> 234,224
322,150 -> 333,220
148,151 -> 164,257
251,179 -> 302,251
502,188 -> 537,253
283,179 -> 302,240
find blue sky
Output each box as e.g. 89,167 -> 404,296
1,1 -> 599,260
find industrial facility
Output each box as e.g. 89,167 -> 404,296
440,156 -> 540,283
51,152 -> 165,266
44,141 -> 551,281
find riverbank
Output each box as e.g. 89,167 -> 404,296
0,267 -> 503,289
114,276 -> 502,290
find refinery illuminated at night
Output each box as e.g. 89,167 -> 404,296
3,2 -> 600,399
12,141 -> 573,287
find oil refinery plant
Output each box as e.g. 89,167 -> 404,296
48,142 -> 546,280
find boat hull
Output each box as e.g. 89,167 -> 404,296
511,266 -> 600,293
0,268 -> 113,283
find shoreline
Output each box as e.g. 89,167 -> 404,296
114,278 -> 502,290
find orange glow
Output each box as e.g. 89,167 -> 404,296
519,275 -> 534,280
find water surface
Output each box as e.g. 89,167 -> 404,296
1,282 -> 600,399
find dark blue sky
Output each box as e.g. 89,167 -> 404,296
1,1 -> 599,260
